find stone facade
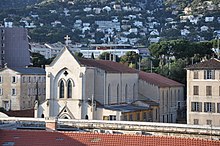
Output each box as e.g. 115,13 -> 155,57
0,67 -> 46,111
186,58 -> 220,126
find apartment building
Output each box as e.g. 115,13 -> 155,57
186,58 -> 220,126
0,66 -> 46,111
0,27 -> 31,68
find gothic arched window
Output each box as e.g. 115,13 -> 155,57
117,84 -> 119,104
133,84 -> 135,101
67,80 -> 72,98
125,84 -> 128,102
59,80 -> 64,98
108,84 -> 111,104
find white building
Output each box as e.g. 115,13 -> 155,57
35,47 -> 185,123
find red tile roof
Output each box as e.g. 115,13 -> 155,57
139,72 -> 184,87
79,59 -> 183,87
3,109 -> 34,117
186,58 -> 220,70
0,129 -> 219,146
79,58 -> 138,73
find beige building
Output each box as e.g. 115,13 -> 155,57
0,67 -> 46,111
186,58 -> 220,126
139,72 -> 185,123
35,47 -> 184,123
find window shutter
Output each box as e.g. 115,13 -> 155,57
212,103 -> 215,112
212,70 -> 215,79
199,102 -> 202,112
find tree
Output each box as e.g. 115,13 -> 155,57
98,52 -> 120,62
120,51 -> 141,69
74,52 -> 83,59
32,52 -> 47,67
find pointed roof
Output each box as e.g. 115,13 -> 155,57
185,58 -> 220,70
139,72 -> 184,87
49,47 -> 80,67
57,105 -> 75,119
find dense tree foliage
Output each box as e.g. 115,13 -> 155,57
148,39 -> 215,83
32,52 -> 54,67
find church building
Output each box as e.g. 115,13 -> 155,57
35,47 -> 184,123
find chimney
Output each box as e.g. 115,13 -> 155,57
45,117 -> 58,131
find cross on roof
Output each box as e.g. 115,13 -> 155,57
64,35 -> 71,46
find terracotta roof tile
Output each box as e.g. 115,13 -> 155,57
3,109 -> 34,117
139,71 -> 184,87
79,59 -> 183,87
185,58 -> 220,70
0,129 -> 219,146
79,59 -> 138,73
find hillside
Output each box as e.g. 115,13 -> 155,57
0,0 -> 42,9
0,0 -> 219,45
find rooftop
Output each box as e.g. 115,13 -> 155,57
0,67 -> 46,75
79,58 -> 138,73
185,58 -> 220,70
139,72 -> 184,87
2,109 -> 34,118
1,129 -> 219,146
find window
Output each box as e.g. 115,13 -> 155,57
124,115 -> 127,121
217,103 -> 220,113
204,70 -> 215,79
136,113 -> 140,121
67,80 -> 72,98
129,114 -> 133,121
0,88 -> 3,95
125,84 -> 128,102
117,84 -> 119,104
193,71 -> 199,79
0,75 -> 2,83
28,77 -> 31,83
3,101 -> 9,111
109,115 -> 116,121
207,120 -> 212,125
12,88 -> 16,96
191,102 -> 202,112
108,84 -> 111,104
219,86 -> 220,96
22,77 -> 26,83
143,112 -> 147,121
33,77 -> 36,82
12,76 -> 16,83
59,80 -> 64,98
206,86 -> 212,96
194,119 -> 199,125
204,102 -> 215,112
133,84 -> 135,100
193,86 -> 199,95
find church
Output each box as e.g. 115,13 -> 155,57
35,47 -> 185,123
